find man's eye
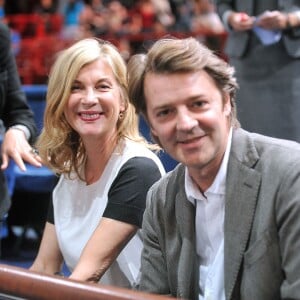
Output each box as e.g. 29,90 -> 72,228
192,101 -> 205,108
156,109 -> 171,118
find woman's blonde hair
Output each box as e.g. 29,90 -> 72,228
37,38 -> 155,177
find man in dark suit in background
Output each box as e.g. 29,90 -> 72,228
216,0 -> 300,142
0,22 -> 41,256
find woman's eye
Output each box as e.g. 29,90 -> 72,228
71,85 -> 81,92
95,79 -> 113,90
97,84 -> 110,90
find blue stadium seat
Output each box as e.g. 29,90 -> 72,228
6,85 -> 57,251
138,115 -> 178,172
11,85 -> 57,194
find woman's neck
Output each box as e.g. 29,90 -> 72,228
83,135 -> 119,185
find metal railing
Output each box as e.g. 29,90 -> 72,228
0,264 -> 176,300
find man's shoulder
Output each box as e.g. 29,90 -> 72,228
245,129 -> 300,155
0,22 -> 10,42
0,23 -> 10,59
150,163 -> 184,189
232,128 -> 300,167
147,164 -> 185,209
145,164 -> 189,222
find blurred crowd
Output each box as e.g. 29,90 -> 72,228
1,0 -> 224,40
0,0 -> 226,84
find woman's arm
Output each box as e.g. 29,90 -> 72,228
30,222 -> 64,275
70,217 -> 137,282
70,156 -> 163,283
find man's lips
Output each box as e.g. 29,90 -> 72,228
175,136 -> 205,153
177,135 -> 204,144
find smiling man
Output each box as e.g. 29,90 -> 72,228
127,37 -> 300,300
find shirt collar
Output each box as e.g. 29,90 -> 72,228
185,128 -> 233,204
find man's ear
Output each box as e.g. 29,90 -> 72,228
149,126 -> 162,146
150,125 -> 158,138
223,93 -> 231,117
141,113 -> 158,137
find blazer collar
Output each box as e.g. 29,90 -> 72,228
174,165 -> 200,299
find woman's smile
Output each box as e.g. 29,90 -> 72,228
78,111 -> 103,122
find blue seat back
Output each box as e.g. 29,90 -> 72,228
22,84 -> 48,134
139,115 -> 178,172
12,85 -> 57,193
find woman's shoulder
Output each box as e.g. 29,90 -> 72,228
121,138 -> 166,174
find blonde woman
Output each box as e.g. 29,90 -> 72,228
30,38 -> 165,288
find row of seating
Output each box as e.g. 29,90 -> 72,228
15,36 -> 74,85
7,13 -> 64,38
1,86 -> 58,249
4,85 -> 58,198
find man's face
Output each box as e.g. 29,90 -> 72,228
144,70 -> 231,182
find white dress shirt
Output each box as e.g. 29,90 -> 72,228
185,129 -> 232,300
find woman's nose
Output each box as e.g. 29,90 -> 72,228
81,89 -> 98,104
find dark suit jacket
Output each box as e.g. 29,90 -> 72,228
216,0 -> 300,58
0,23 -> 37,219
139,128 -> 300,299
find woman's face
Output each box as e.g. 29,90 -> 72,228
64,58 -> 125,143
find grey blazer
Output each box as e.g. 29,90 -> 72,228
216,0 -> 300,58
139,128 -> 300,300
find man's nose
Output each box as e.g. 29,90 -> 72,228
176,109 -> 198,131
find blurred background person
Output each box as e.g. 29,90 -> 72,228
4,0 -> 34,14
34,0 -> 59,35
0,22 -> 40,256
192,0 -> 224,34
216,0 -> 300,141
78,0 -> 108,37
169,0 -> 193,32
60,0 -> 85,40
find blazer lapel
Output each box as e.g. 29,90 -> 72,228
175,169 -> 199,299
242,0 -> 254,15
224,129 -> 261,300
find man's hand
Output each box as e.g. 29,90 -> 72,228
255,10 -> 288,30
1,128 -> 42,171
228,12 -> 256,31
